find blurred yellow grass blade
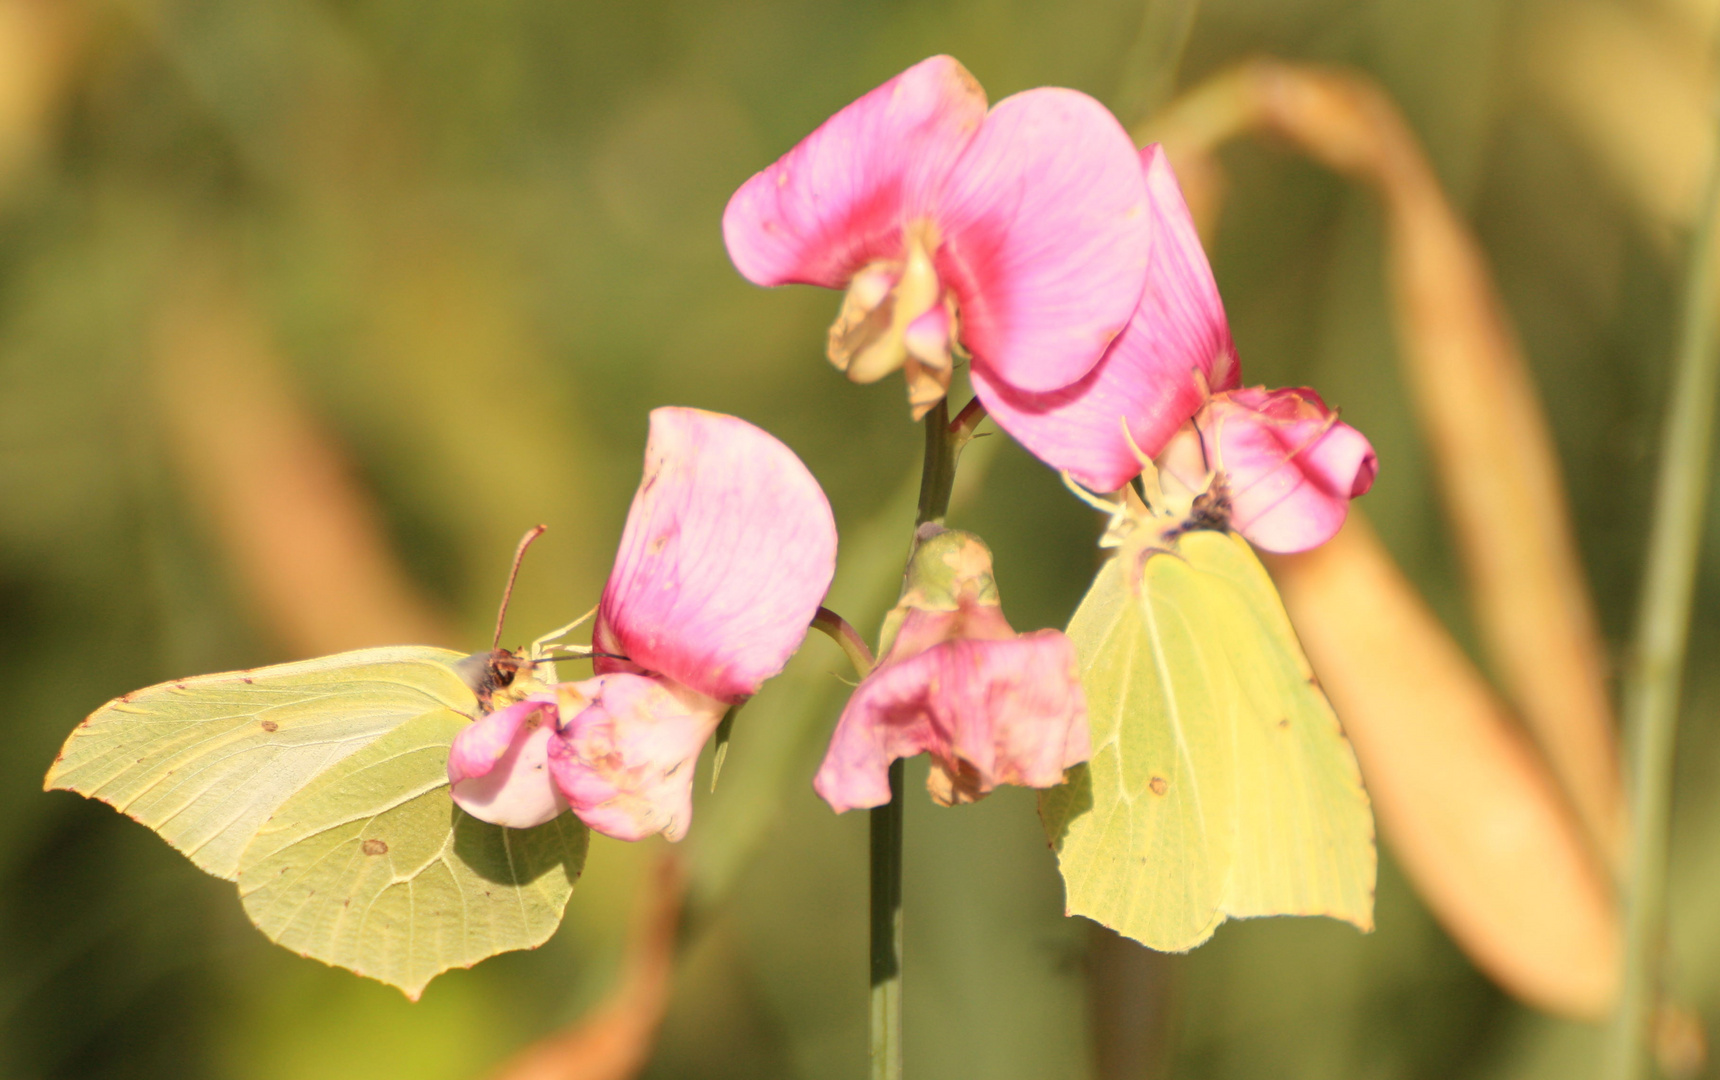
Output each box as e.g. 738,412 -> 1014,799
1528,0 -> 1713,236
1145,60 -> 1625,867
487,855 -> 685,1080
0,0 -> 84,195
1265,515 -> 1619,1019
150,263 -> 453,655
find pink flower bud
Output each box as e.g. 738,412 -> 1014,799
1159,386 -> 1378,553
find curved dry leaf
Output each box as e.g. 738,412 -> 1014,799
1266,514 -> 1619,1019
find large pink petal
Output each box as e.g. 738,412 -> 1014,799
973,144 -> 1240,491
595,408 -> 837,702
935,89 -> 1151,393
548,673 -> 728,843
1164,387 -> 1378,553
813,631 -> 1088,813
449,698 -> 570,829
722,55 -> 987,289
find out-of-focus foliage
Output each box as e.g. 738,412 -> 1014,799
3,0 -> 1718,1078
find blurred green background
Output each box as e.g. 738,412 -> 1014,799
3,0 -> 1719,1076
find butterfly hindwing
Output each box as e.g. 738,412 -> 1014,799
237,708 -> 587,999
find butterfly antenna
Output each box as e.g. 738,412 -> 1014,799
494,525 -> 548,652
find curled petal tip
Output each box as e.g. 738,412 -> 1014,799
1165,386 -> 1378,553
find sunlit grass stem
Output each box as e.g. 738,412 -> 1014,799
1600,95 -> 1720,1080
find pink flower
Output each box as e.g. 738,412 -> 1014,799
449,408 -> 838,839
814,528 -> 1089,812
960,142 -> 1376,553
1158,386 -> 1378,553
723,55 -> 1152,418
973,144 -> 1240,492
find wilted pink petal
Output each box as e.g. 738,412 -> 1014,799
1162,386 -> 1378,553
594,407 -> 837,703
814,632 -> 1088,813
722,55 -> 986,290
937,89 -> 1152,393
548,674 -> 729,843
449,697 -> 571,829
974,144 -> 1239,491
814,528 -> 1088,812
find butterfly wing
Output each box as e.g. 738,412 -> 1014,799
46,646 -> 476,880
236,707 -> 587,999
1043,530 -> 1374,950
46,645 -> 590,996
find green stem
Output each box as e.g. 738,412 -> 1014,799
1600,99 -> 1720,1080
870,757 -> 905,1080
811,606 -> 877,678
871,395 -> 973,1080
917,398 -> 957,526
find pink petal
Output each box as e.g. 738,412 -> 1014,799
448,698 -> 570,829
936,89 -> 1152,394
973,144 -> 1240,491
722,55 -> 987,289
548,673 -> 728,843
594,408 -> 837,702
813,631 -> 1088,813
1165,387 -> 1378,553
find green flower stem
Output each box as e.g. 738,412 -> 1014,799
1600,99 -> 1720,1080
871,757 -> 905,1080
872,395 -> 976,1080
811,606 -> 877,678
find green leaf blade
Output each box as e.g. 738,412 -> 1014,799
1044,530 -> 1375,952
45,646 -> 475,880
237,708 -> 588,999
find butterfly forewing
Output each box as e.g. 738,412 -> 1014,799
45,646 -> 474,880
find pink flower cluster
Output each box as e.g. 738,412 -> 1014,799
452,56 -> 1382,841
724,55 -> 1377,553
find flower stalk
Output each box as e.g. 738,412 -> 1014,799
1600,91 -> 1720,1080
871,396 -> 970,1079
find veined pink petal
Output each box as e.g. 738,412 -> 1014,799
1164,386 -> 1378,553
548,673 -> 728,843
813,631 -> 1088,813
973,144 -> 1239,491
937,89 -> 1152,393
722,55 -> 987,289
449,698 -> 570,829
594,408 -> 837,702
